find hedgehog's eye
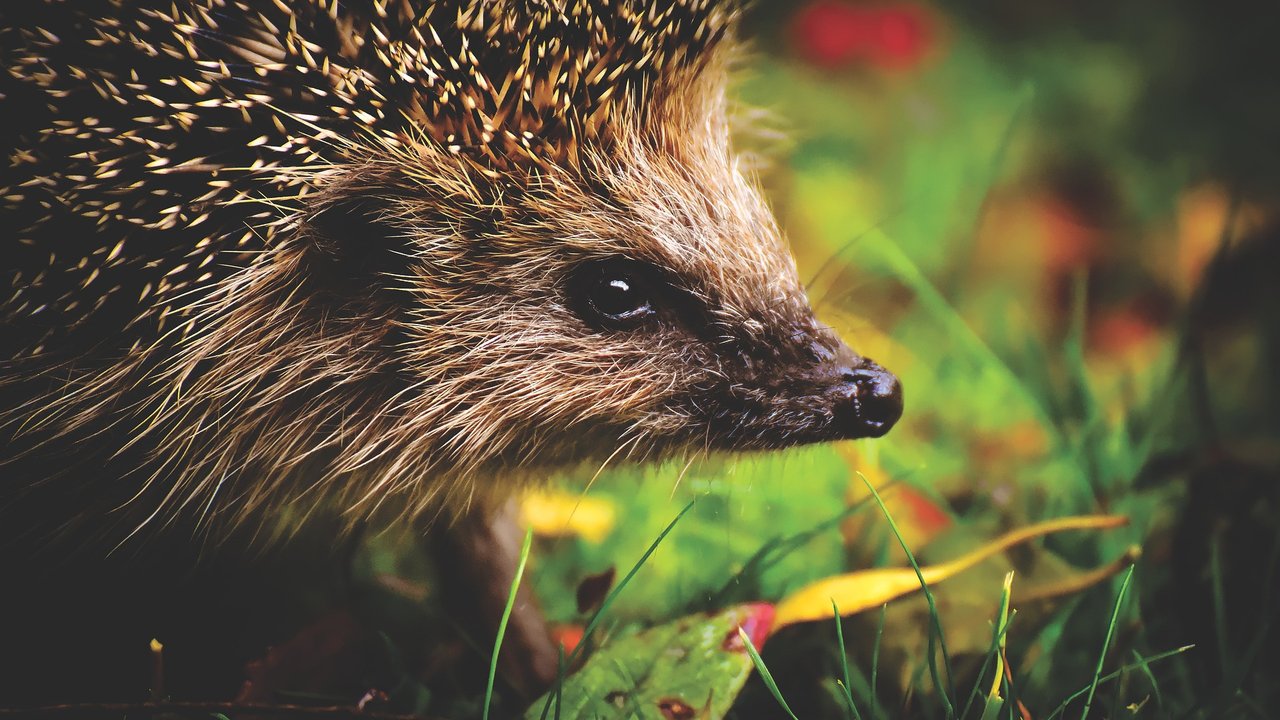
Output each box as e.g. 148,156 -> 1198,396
567,258 -> 658,330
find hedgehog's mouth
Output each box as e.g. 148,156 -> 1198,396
700,356 -> 903,451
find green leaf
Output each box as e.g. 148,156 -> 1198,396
524,603 -> 774,720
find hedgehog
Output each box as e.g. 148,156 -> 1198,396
0,0 -> 902,704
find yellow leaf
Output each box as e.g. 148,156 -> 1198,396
520,488 -> 617,543
773,514 -> 1128,628
1015,544 -> 1142,604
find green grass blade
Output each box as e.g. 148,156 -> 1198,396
960,581 -> 1015,720
1210,536 -> 1229,674
832,599 -> 864,720
1044,645 -> 1193,720
483,525 -> 534,720
553,644 -> 564,720
1078,564 -> 1134,720
1019,596 -> 1084,696
1128,649 -> 1162,711
941,81 -> 1035,302
860,473 -> 956,718
739,627 -> 800,720
872,603 -> 885,720
999,613 -> 1026,720
569,499 -> 694,666
705,488 -> 889,609
537,500 -> 696,720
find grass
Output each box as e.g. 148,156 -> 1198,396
482,525 -> 533,720
956,573 -> 1013,720
1043,647 -> 1196,720
832,600 -> 864,720
872,605 -> 885,720
535,500 -> 696,720
726,526 -> 1189,720
860,472 -> 957,719
740,628 -> 802,720
755,487 -> 1162,720
562,499 -> 696,669
1078,565 -> 1134,720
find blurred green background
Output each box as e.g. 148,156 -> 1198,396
511,1 -> 1280,717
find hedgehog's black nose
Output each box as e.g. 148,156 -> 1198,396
831,360 -> 903,439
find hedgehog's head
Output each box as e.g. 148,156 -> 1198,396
444,138 -> 904,467
168,0 -> 902,524
292,1 -> 901,491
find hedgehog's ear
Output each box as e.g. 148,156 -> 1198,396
304,197 -> 410,283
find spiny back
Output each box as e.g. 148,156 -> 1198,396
1,0 -> 734,362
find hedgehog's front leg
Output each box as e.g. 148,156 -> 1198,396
428,501 -> 559,700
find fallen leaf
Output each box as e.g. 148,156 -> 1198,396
1015,544 -> 1142,604
525,603 -> 774,720
773,514 -> 1128,628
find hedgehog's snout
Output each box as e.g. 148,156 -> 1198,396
827,358 -> 903,439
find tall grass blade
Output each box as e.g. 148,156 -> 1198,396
961,574 -> 1015,720
832,599 -> 864,720
1079,565 -> 1134,720
1209,536 -> 1229,674
860,473 -> 957,718
861,228 -> 1059,445
1044,645 -> 1193,720
483,525 -> 534,720
872,603 -> 885,720
739,627 -> 800,720
553,644 -> 564,720
1128,649 -> 1162,711
537,500 -> 696,720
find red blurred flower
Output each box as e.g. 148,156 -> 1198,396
869,4 -> 935,70
791,1 -> 938,72
790,1 -> 874,69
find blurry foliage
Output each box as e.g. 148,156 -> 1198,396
936,0 -> 1280,199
